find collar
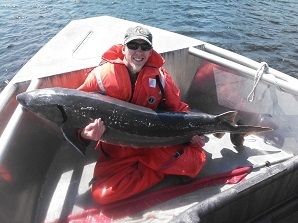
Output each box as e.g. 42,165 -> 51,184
101,44 -> 165,68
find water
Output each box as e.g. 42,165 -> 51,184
1,0 -> 297,91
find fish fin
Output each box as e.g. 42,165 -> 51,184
215,111 -> 238,124
230,133 -> 245,147
61,123 -> 86,156
213,133 -> 225,138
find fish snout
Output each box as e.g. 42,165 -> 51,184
16,92 -> 31,108
16,92 -> 34,109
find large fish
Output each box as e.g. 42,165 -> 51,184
17,87 -> 272,155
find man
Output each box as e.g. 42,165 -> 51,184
78,26 -> 206,204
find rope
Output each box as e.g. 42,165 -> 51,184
247,62 -> 269,102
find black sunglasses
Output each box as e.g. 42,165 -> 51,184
126,42 -> 152,51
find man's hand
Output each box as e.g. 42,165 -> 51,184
190,135 -> 205,147
80,118 -> 106,141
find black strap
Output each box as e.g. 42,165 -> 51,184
98,141 -> 110,157
173,147 -> 185,159
89,176 -> 100,187
155,74 -> 166,103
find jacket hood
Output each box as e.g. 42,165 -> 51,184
101,44 -> 165,68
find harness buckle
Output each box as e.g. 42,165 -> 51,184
173,152 -> 181,159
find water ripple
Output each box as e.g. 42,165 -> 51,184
0,0 -> 297,90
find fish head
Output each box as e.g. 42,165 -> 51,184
16,88 -> 66,125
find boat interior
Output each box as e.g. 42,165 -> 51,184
0,16 -> 297,223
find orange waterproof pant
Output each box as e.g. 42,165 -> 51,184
91,143 -> 206,204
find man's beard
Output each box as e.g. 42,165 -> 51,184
130,63 -> 143,73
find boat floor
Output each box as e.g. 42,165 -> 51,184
38,132 -> 292,223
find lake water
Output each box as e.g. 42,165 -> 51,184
0,0 -> 297,91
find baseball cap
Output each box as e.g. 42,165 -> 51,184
124,26 -> 153,46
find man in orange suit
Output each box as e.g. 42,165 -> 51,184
78,26 -> 206,204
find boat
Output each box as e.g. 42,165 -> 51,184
0,16 -> 297,223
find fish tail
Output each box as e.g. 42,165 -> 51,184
230,125 -> 272,147
234,125 -> 273,134
216,111 -> 272,134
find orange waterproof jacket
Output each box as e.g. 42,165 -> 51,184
78,44 -> 188,111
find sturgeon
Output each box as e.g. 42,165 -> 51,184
17,87 -> 272,155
